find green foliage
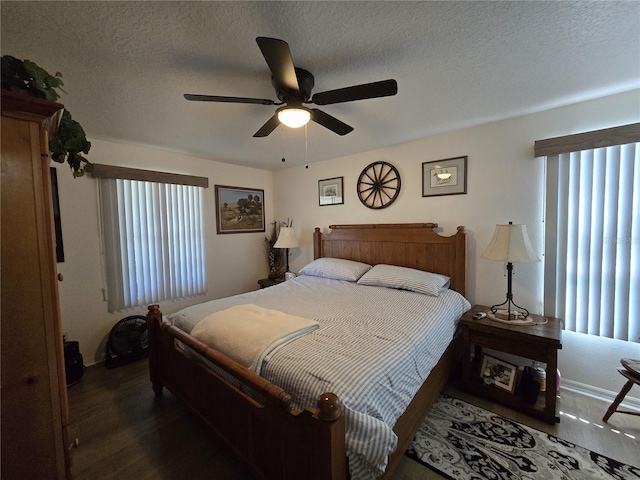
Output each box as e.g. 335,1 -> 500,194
264,220 -> 284,277
1,55 -> 91,177
49,111 -> 93,177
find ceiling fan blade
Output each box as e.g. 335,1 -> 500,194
256,37 -> 299,91
311,109 -> 353,136
253,114 -> 280,137
184,94 -> 276,105
312,79 -> 398,106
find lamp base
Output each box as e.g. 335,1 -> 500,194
486,309 -> 535,325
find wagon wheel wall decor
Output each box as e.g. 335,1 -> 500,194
357,161 -> 401,209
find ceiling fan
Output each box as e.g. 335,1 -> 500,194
184,37 -> 398,137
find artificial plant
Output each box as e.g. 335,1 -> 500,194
264,220 -> 285,278
1,55 -> 93,177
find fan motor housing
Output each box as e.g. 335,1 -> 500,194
273,68 -> 315,103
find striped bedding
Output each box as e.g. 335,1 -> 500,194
167,275 -> 471,479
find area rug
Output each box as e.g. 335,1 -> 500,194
406,394 -> 640,480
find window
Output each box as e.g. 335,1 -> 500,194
537,124 -> 640,343
95,165 -> 207,312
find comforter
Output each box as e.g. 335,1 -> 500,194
168,275 -> 470,479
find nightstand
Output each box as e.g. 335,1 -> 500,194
257,276 -> 285,289
459,304 -> 563,423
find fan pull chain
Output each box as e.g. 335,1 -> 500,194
305,124 -> 308,169
281,128 -> 286,163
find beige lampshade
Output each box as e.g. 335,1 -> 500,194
274,227 -> 299,249
481,223 -> 540,263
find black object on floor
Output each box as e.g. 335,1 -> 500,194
105,315 -> 148,369
64,341 -> 84,386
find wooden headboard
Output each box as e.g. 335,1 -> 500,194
313,223 -> 467,297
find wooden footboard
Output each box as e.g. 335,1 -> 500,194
148,304 -> 460,480
147,304 -> 347,480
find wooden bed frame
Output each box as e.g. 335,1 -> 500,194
147,223 -> 467,480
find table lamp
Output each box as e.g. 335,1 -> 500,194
274,226 -> 299,279
481,221 -> 540,323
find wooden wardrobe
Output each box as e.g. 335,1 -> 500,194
1,90 -> 72,478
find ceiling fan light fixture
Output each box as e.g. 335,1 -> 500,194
277,106 -> 311,128
185,38 -> 397,137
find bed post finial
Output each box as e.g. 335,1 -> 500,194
148,304 -> 162,325
317,392 -> 342,421
313,227 -> 322,260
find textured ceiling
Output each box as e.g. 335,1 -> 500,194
2,1 -> 639,170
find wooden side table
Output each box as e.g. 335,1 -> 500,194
257,276 -> 285,289
459,305 -> 563,423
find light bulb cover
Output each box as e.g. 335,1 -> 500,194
277,106 -> 311,128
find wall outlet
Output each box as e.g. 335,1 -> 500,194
62,332 -> 68,343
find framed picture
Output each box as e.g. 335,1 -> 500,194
422,156 -> 467,197
318,177 -> 344,206
480,353 -> 518,394
50,167 -> 65,263
215,185 -> 265,234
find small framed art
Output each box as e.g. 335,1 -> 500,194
215,185 -> 265,234
318,177 -> 344,206
480,353 -> 518,394
422,156 -> 467,197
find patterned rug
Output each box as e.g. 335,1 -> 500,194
406,395 -> 640,480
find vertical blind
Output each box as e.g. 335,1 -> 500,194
99,177 -> 206,312
544,141 -> 639,343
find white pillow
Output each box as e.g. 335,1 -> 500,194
357,264 -> 450,296
299,257 -> 372,282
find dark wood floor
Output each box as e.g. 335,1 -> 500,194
68,359 -> 640,480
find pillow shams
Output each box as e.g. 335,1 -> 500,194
357,264 -> 450,296
299,257 -> 372,282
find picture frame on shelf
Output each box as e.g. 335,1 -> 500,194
480,353 -> 518,394
422,156 -> 467,197
318,176 -> 344,206
215,185 -> 265,234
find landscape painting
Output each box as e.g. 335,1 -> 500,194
215,185 -> 265,234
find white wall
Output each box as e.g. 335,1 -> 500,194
55,91 -> 639,404
54,139 -> 273,365
272,89 -> 640,405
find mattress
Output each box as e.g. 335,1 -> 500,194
167,275 -> 471,479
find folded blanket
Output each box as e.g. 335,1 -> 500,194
190,304 -> 319,373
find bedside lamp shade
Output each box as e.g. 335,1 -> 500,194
274,227 -> 299,276
482,223 -> 540,264
274,227 -> 299,249
482,222 -> 540,322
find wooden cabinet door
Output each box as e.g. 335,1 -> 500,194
1,97 -> 70,479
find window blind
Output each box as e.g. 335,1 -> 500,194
544,140 -> 639,343
99,177 -> 206,312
